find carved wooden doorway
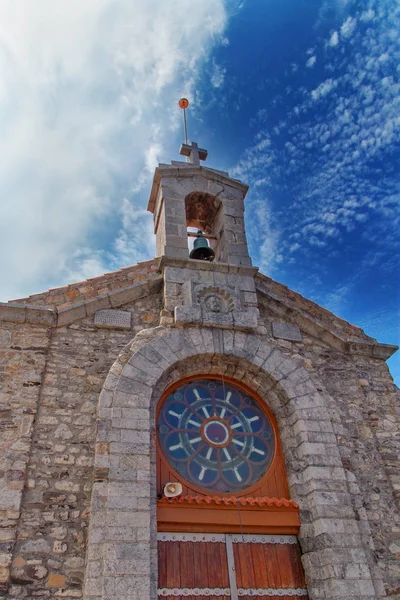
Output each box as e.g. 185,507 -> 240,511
156,377 -> 308,599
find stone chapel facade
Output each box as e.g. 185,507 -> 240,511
0,143 -> 399,600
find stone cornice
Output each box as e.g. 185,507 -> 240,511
0,303 -> 56,326
148,163 -> 249,213
0,276 -> 163,328
157,255 -> 259,277
256,278 -> 398,360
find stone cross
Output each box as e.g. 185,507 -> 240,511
179,141 -> 208,166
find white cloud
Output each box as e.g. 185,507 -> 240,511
0,0 -> 227,300
210,60 -> 226,88
340,16 -> 357,39
306,56 -> 317,68
145,143 -> 163,174
328,31 -> 339,47
112,198 -> 155,267
323,283 -> 352,315
311,78 -> 338,100
360,9 -> 375,23
243,194 -> 280,275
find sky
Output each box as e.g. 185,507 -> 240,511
0,0 -> 399,382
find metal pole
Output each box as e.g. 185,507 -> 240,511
178,98 -> 189,146
183,108 -> 188,145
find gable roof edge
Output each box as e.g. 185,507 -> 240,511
0,276 -> 163,328
256,280 -> 398,361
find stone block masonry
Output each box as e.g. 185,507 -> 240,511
147,164 -> 253,266
84,321 -> 399,600
255,279 -> 400,598
0,322 -> 50,596
0,276 -> 162,599
9,259 -> 160,308
0,255 -> 398,600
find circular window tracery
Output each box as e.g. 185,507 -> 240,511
157,378 -> 275,493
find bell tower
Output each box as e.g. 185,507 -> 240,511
146,135 -> 260,330
147,140 -> 252,266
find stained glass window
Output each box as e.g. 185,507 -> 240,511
157,378 -> 275,493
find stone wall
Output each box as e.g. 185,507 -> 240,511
9,260 -> 160,308
1,259 -> 398,600
84,323 -> 395,600
0,322 -> 50,596
255,286 -> 400,597
319,353 -> 400,598
0,292 -> 162,599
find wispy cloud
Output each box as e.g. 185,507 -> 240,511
0,0 -> 227,300
112,198 -> 155,268
245,195 -> 281,274
311,78 -> 338,100
340,16 -> 357,38
306,56 -> 317,68
210,59 -> 227,88
328,31 -> 339,47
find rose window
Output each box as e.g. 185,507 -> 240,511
157,378 -> 275,493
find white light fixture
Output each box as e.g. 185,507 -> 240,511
164,482 -> 183,498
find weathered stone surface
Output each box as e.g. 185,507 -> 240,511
47,573 -> 66,588
10,259 -> 161,307
0,327 -> 12,345
20,539 -> 51,554
26,565 -> 48,580
94,309 -> 132,330
0,277 -> 163,598
272,321 -> 302,341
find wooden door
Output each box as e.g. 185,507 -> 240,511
158,533 -> 230,599
157,532 -> 308,599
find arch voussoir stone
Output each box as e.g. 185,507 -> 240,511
84,326 -> 378,600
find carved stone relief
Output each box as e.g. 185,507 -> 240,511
175,281 -> 258,330
196,285 -> 236,314
204,294 -> 223,313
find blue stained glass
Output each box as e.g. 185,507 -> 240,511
158,378 -> 275,493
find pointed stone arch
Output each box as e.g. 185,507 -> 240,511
84,327 -> 376,600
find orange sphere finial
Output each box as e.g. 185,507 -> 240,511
178,98 -> 189,109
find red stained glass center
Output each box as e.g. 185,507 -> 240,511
203,419 -> 230,446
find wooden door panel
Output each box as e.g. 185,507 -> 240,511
158,534 -> 230,598
262,543 -> 281,589
276,542 -> 297,588
233,542 -> 254,588
232,534 -> 307,599
164,540 -> 180,589
290,544 -> 307,589
180,541 -> 195,588
157,533 -> 307,599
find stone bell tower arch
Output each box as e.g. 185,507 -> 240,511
147,141 -> 252,266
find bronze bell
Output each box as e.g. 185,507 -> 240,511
189,230 -> 215,261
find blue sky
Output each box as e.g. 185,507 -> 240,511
0,0 -> 399,382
